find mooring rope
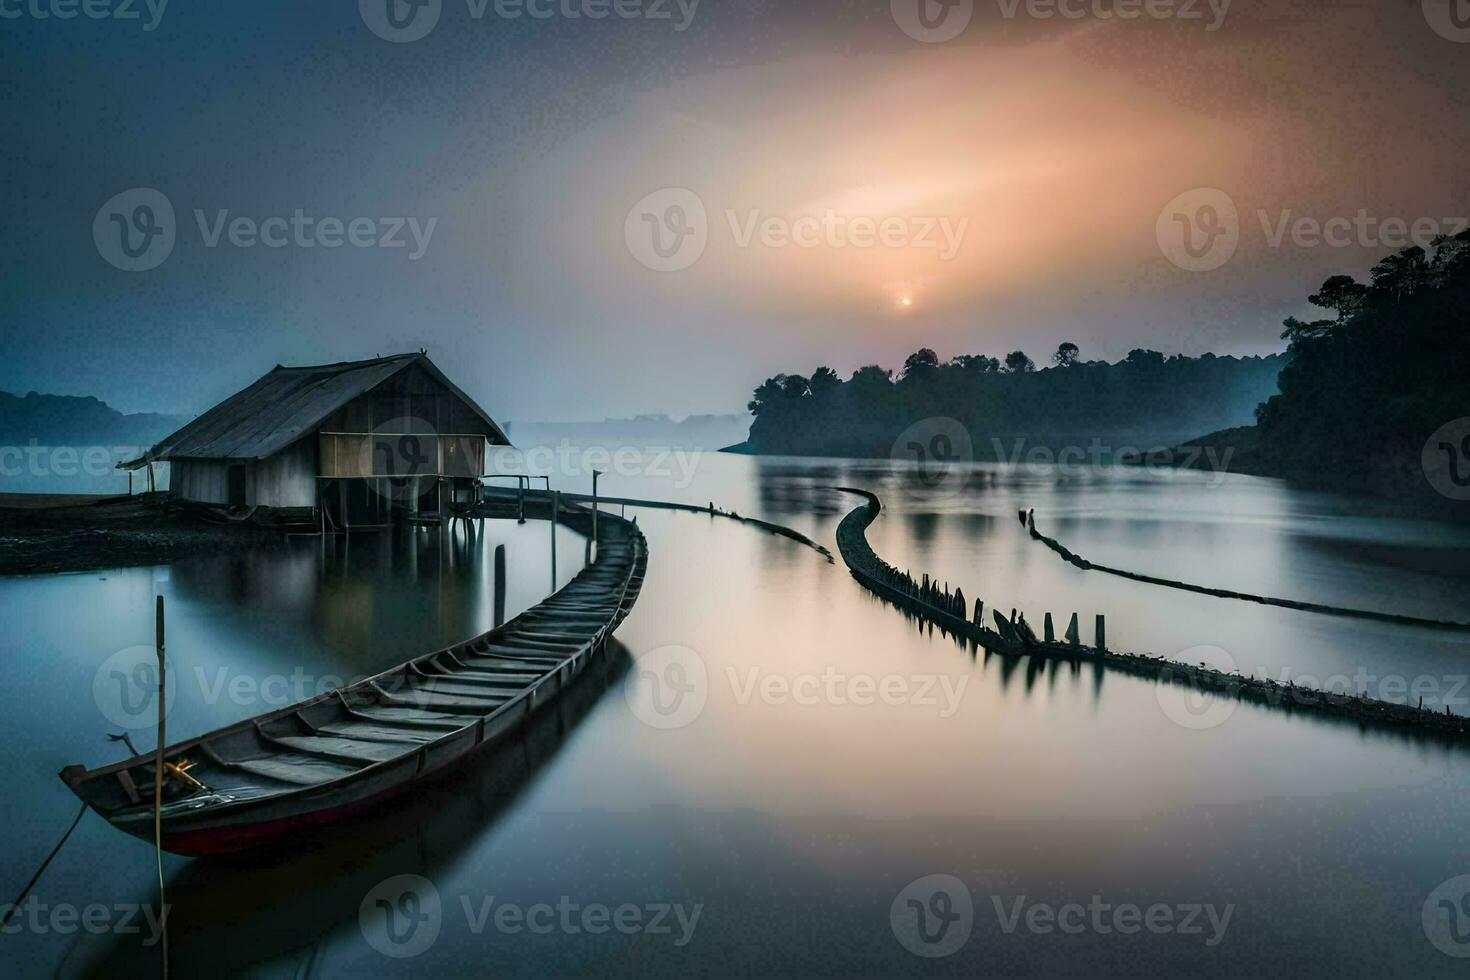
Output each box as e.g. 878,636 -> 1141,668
1,801 -> 88,929
1024,511 -> 1470,632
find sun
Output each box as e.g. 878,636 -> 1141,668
900,296 -> 913,307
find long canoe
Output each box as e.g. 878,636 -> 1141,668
59,512 -> 647,855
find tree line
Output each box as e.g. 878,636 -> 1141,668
739,343 -> 1284,458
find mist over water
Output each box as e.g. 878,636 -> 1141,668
5,453 -> 1470,975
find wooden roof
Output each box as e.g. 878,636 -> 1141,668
122,354 -> 509,469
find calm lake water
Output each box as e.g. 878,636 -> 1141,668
5,453 -> 1470,976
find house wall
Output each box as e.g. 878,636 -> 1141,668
247,436 -> 317,508
170,437 -> 317,508
171,459 -> 230,504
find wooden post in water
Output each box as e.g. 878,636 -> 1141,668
591,470 -> 602,547
493,544 -> 506,626
153,594 -> 169,979
517,476 -> 526,524
550,491 -> 559,591
1095,614 -> 1106,651
1065,613 -> 1080,646
1044,612 -> 1055,643
973,598 -> 984,626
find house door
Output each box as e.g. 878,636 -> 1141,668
227,464 -> 248,506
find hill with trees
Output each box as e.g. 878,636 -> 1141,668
730,346 -> 1285,461
1235,231 -> 1470,500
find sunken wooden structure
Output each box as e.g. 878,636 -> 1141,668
59,500 -> 645,855
834,487 -> 1470,744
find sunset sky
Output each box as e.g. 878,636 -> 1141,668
4,1 -> 1468,419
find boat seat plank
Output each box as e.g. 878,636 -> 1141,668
315,721 -> 447,744
350,705 -> 481,728
271,736 -> 413,764
232,753 -> 363,786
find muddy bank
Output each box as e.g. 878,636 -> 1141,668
0,493 -> 274,576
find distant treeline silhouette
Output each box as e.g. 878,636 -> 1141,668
1248,231 -> 1470,497
734,345 -> 1284,459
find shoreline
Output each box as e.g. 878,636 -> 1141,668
0,493 -> 272,577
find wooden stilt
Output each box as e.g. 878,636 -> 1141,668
1065,613 -> 1079,646
1095,614 -> 1106,651
1044,612 -> 1055,643
493,544 -> 506,626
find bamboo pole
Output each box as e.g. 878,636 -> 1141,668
153,595 -> 169,979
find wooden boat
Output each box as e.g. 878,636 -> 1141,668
59,513 -> 647,856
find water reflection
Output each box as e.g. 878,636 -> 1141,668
10,454 -> 1470,976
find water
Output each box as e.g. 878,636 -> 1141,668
5,454 -> 1470,976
